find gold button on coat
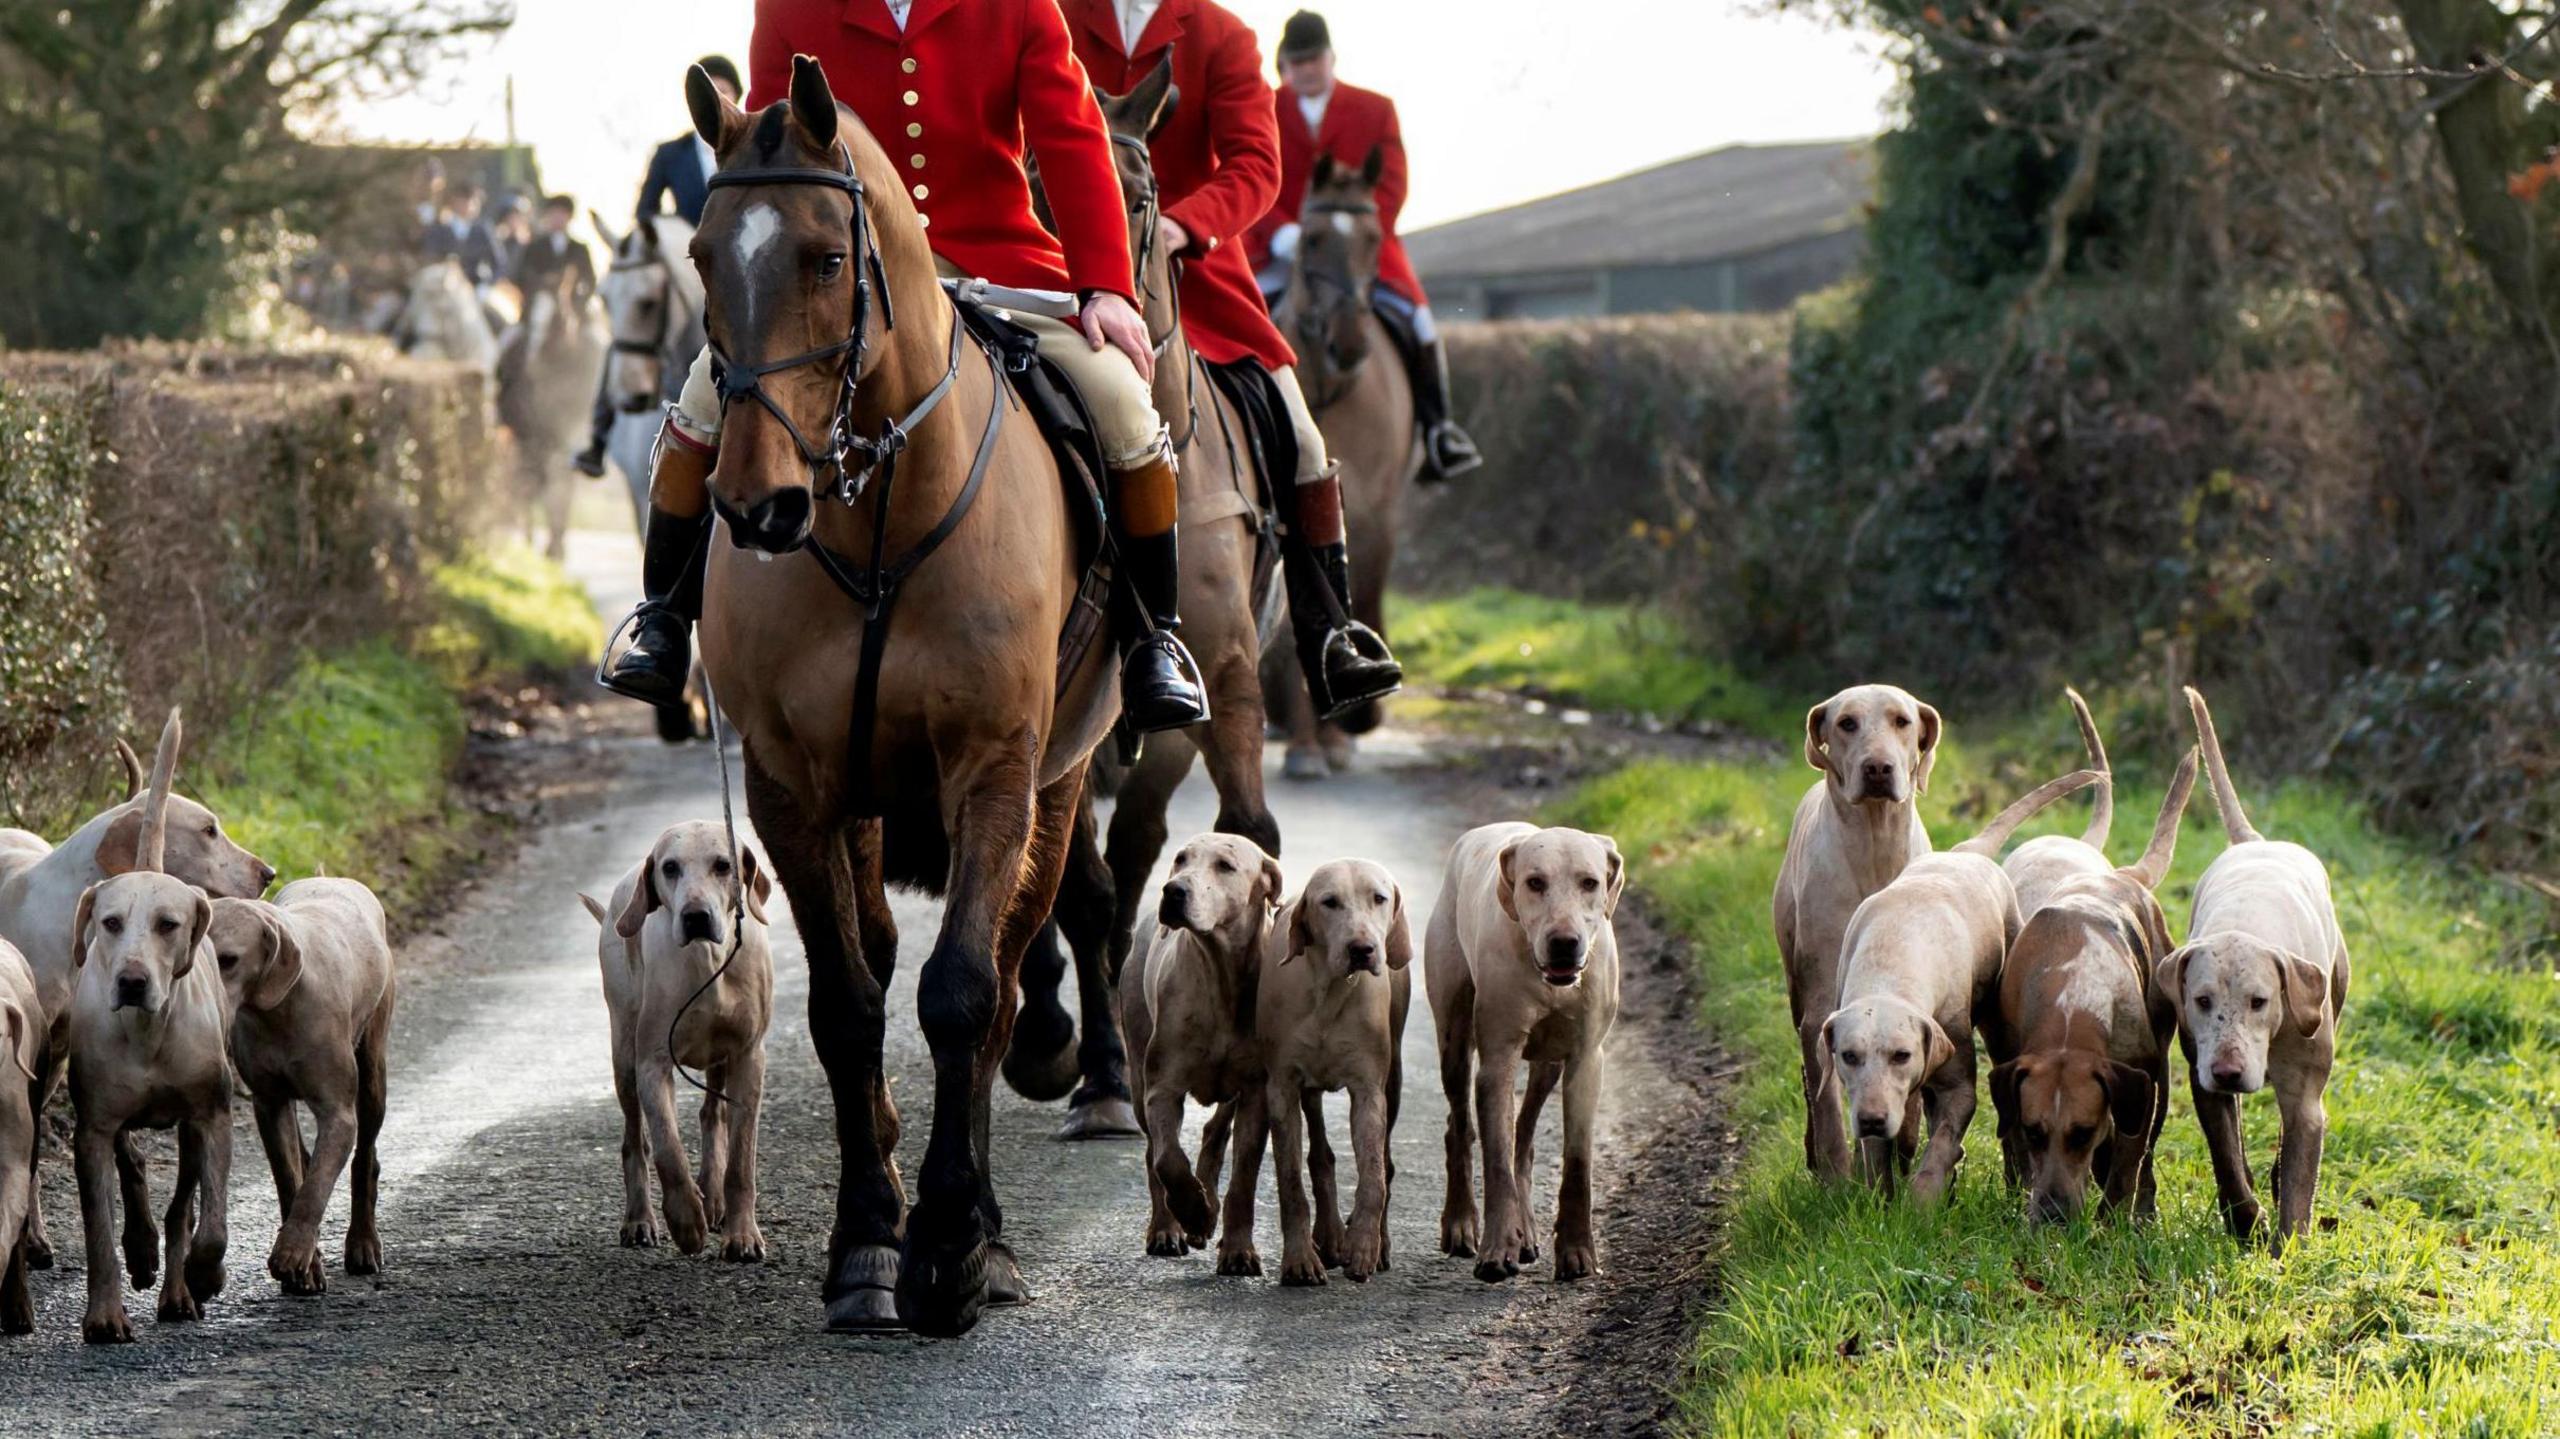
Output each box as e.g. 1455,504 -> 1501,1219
912,184 -> 930,201
910,153 -> 927,169
906,122 -> 923,138
903,89 -> 919,106
901,58 -> 918,73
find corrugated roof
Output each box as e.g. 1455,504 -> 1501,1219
1406,139 -> 1871,279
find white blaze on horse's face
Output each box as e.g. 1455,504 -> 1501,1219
1332,211 -> 1355,236
734,202 -> 784,331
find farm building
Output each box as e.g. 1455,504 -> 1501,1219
1407,139 -> 1872,321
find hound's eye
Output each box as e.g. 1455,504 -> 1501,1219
1890,1049 -> 1912,1066
2249,995 -> 2269,1012
155,917 -> 179,935
1372,892 -> 1388,906
818,253 -> 847,282
218,952 -> 238,971
1892,713 -> 1911,729
204,823 -> 219,838
1580,877 -> 1600,893
1838,1051 -> 1862,1067
661,860 -> 682,881
1320,894 -> 1342,909
2025,1126 -> 2048,1147
2195,997 -> 2214,1015
1215,859 -> 1236,875
711,859 -> 732,878
2067,1125 -> 2096,1149
1525,876 -> 1548,894
1837,717 -> 1860,734
101,916 -> 123,935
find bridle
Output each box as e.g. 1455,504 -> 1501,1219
700,146 -> 963,509
605,240 -> 701,409
1288,195 -> 1381,408
1105,129 -> 1204,455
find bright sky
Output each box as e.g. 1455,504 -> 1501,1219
343,0 -> 1891,232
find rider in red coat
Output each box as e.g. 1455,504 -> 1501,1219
599,0 -> 1211,734
1245,10 -> 1479,481
1067,0 -> 1400,717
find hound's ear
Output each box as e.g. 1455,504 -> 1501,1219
1384,885 -> 1413,970
1914,703 -> 1944,794
686,64 -> 734,149
741,846 -> 773,926
2104,1062 -> 2157,1144
250,908 -> 304,1010
115,738 -> 143,800
2153,944 -> 2195,1010
96,809 -> 142,876
173,892 -> 212,980
1988,1058 -> 2026,1128
1259,854 -> 1286,911
0,999 -> 32,1083
2279,950 -> 2330,1038
1280,900 -> 1309,964
1803,702 -> 1832,773
1495,839 -> 1524,921
1921,1017 -> 1955,1075
616,862 -> 661,940
789,53 -> 841,151
71,886 -> 98,970
1818,1012 -> 1840,1063
1600,838 -> 1625,910
1359,142 -> 1385,189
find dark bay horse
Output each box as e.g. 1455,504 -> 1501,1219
686,59 -> 1119,1337
1266,150 -> 1418,779
1008,61 -> 1284,1140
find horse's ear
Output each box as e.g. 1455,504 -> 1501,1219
590,208 -> 622,255
686,63 -> 736,149
1312,153 -> 1338,189
1124,55 -> 1178,137
790,54 -> 841,151
1359,143 -> 1385,189
635,213 -> 660,253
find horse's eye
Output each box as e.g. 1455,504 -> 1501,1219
818,253 -> 847,282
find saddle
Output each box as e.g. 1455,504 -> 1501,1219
1198,357 -> 1291,612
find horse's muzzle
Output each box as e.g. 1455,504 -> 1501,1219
720,486 -> 814,554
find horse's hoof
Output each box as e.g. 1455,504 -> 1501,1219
1001,1013 -> 1080,1104
1336,699 -> 1384,737
1056,1095 -> 1141,1140
1282,748 -> 1329,783
984,1242 -> 1032,1307
896,1236 -> 989,1339
824,1245 -> 905,1333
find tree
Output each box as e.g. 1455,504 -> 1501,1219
0,0 -> 512,347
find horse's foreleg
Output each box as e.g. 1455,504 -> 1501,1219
1055,800 -> 1139,1139
1195,642 -> 1279,856
898,736 -> 1042,1338
744,762 -> 902,1332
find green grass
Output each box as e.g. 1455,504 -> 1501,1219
193,545 -> 601,916
1530,658 -> 2560,1433
1396,587 -> 1796,736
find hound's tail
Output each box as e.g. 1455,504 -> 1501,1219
2066,687 -> 2114,852
2183,686 -> 2261,844
1952,769 -> 2106,858
2122,748 -> 2199,889
578,893 -> 608,925
113,738 -> 143,801
138,709 -> 182,873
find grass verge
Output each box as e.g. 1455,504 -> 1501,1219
1416,588 -> 2560,1436
1397,587 -> 1796,737
195,543 -> 601,918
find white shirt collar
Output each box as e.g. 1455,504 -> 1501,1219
885,0 -> 914,29
1298,85 -> 1333,134
1116,0 -> 1161,52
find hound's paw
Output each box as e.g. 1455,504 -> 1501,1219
1165,1175 -> 1215,1245
24,1233 -> 52,1271
1144,1218 -> 1189,1258
1315,1218 -> 1348,1271
2,1289 -> 33,1336
1214,1242 -> 1262,1278
270,1240 -> 325,1296
1341,1227 -> 1382,1283
620,1216 -> 661,1249
1439,1210 -> 1479,1258
184,1246 -> 226,1304
1280,1243 -> 1327,1287
82,1304 -> 134,1345
664,1191 -> 709,1256
155,1284 -> 202,1324
123,1235 -> 158,1291
1472,1252 -> 1521,1284
720,1222 -> 767,1264
344,1230 -> 382,1277
1553,1237 -> 1596,1282
2224,1199 -> 2264,1243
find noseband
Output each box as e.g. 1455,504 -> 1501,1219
701,151 -> 961,507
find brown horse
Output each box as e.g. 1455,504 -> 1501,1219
1266,150 -> 1419,779
685,60 -> 1119,1337
1008,62 -> 1284,1140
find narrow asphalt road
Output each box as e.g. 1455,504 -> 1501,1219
0,529 -> 1675,1436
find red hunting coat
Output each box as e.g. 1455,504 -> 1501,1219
747,0 -> 1135,302
1246,78 -> 1423,305
1065,0 -> 1296,370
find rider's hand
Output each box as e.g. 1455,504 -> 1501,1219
1080,291 -> 1156,385
1158,215 -> 1192,257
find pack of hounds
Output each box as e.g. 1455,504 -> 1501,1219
0,681 -> 2340,1344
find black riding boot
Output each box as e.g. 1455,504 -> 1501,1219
570,375 -> 614,478
596,505 -> 710,706
1284,462 -> 1402,719
1117,528 -> 1210,732
1413,336 -> 1482,482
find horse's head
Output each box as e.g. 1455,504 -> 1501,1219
1028,59 -> 1175,314
686,55 -> 916,554
1289,148 -> 1388,377
601,212 -> 696,413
